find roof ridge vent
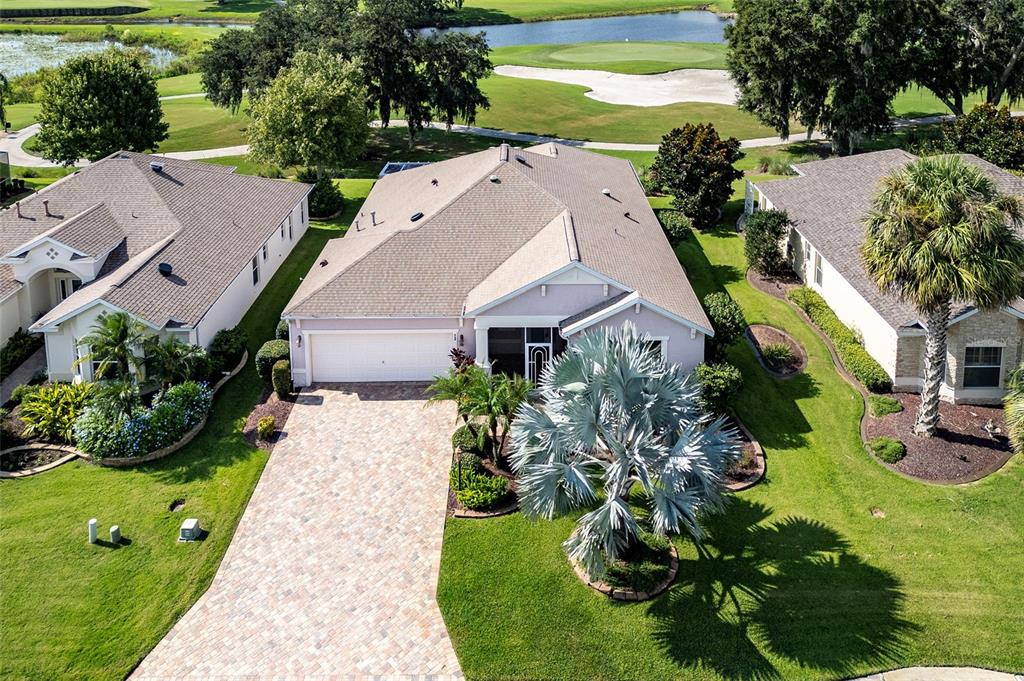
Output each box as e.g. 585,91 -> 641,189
499,143 -> 510,162
150,161 -> 164,173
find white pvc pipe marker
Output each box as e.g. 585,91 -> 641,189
88,518 -> 97,544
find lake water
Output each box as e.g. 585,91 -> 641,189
422,10 -> 730,48
0,33 -> 177,76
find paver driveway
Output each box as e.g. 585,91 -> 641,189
132,383 -> 462,679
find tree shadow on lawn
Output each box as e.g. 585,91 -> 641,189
649,499 -> 917,680
675,228 -> 743,299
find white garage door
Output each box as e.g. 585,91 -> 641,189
309,331 -> 454,382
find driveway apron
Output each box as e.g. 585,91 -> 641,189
131,383 -> 462,679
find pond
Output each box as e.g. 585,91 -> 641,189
422,10 -> 730,48
0,33 -> 177,76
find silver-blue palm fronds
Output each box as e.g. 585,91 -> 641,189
510,322 -> 740,579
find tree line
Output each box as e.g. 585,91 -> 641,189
727,0 -> 1024,153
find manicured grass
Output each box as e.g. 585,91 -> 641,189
0,179 -> 371,681
4,103 -> 41,131
0,0 -> 273,22
156,72 -> 204,97
157,96 -> 249,152
0,22 -> 228,51
491,41 -> 727,74
475,75 -> 784,143
454,0 -> 733,25
437,186 -> 1024,678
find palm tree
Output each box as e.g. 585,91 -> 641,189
862,155 -> 1024,436
426,362 -> 481,423
145,336 -> 206,389
510,322 -> 740,579
1005,363 -> 1024,452
75,311 -> 151,383
463,368 -> 531,462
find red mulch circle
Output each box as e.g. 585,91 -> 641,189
243,389 -> 295,452
745,324 -> 807,377
863,393 -> 1013,483
746,268 -> 801,301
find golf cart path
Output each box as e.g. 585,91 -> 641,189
493,64 -> 737,106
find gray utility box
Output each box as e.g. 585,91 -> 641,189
179,518 -> 201,542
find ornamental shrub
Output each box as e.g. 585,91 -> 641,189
452,422 -> 483,453
19,382 -> 96,443
74,381 -> 212,459
272,359 -> 292,398
308,177 -> 344,218
743,209 -> 790,275
275,320 -> 289,341
869,395 -> 903,418
787,287 -> 892,393
0,328 -> 44,381
657,210 -> 693,245
868,436 -> 906,464
209,327 -> 248,374
9,383 -> 42,406
702,292 -> 746,358
605,530 -> 672,592
942,103 -> 1024,170
257,415 -> 275,440
760,342 -> 794,369
449,457 -> 509,511
693,362 -> 743,414
255,340 -> 290,382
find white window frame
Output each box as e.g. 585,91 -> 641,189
280,221 -> 286,239
54,274 -> 81,303
262,242 -> 268,261
963,345 -> 1003,388
813,252 -> 823,286
288,214 -> 293,240
251,255 -> 260,286
647,336 -> 669,359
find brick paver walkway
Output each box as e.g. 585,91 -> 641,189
132,383 -> 462,679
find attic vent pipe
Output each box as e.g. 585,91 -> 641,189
488,175 -> 500,183
158,262 -> 173,276
410,212 -> 424,222
150,161 -> 164,172
601,188 -> 612,197
42,199 -> 51,217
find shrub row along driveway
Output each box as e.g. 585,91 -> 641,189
132,383 -> 461,679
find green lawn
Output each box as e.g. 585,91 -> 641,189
491,41 -> 727,74
0,178 -> 371,681
157,97 -> 248,152
437,188 -> 1024,679
475,75 -> 783,143
156,72 -> 205,97
0,0 -> 272,22
453,0 -> 733,25
0,22 -> 229,51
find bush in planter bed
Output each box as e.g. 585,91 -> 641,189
787,287 -> 892,393
257,415 -> 275,440
256,340 -> 290,382
9,383 -> 42,406
209,327 -> 248,374
452,422 -> 484,453
272,359 -> 292,398
449,453 -> 509,510
702,292 -> 746,358
308,177 -> 344,218
868,436 -> 906,464
604,529 -> 673,593
74,381 -> 213,459
693,362 -> 743,414
275,319 -> 289,341
19,382 -> 96,444
760,342 -> 794,369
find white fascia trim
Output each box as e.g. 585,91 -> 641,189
282,315 -> 462,321
561,291 -> 641,335
465,262 -> 628,317
301,328 -> 457,335
30,298 -> 163,333
1005,305 -> 1024,321
2,235 -> 93,261
473,315 -> 567,329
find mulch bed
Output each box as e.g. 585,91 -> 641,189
745,324 -> 807,377
242,389 -> 296,452
863,393 -> 1013,483
746,267 -> 801,301
446,451 -> 520,518
1,447 -> 68,473
723,415 -> 766,490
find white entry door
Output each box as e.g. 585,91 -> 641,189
309,331 -> 454,382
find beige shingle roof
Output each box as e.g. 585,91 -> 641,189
285,144 -> 711,332
4,151 -> 311,330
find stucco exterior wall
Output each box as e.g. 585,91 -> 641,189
481,283 -> 625,317
584,305 -> 705,371
0,291 -> 22,344
194,198 -> 308,348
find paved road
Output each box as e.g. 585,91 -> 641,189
131,383 -> 461,679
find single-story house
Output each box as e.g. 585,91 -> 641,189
0,151 -> 311,381
283,143 -> 712,385
746,149 -> 1023,405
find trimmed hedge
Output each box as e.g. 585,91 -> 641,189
787,287 -> 893,393
449,452 -> 509,510
256,340 -> 289,382
0,328 -> 44,381
272,359 -> 292,398
209,327 -> 248,374
693,362 -> 743,414
275,320 -> 289,341
74,381 -> 212,459
452,422 -> 483,453
869,395 -> 904,417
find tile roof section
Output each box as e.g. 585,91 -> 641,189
10,151 -> 310,329
286,144 -> 711,332
755,149 -> 1024,330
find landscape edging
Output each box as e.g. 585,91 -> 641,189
725,413 -> 767,492
0,444 -> 83,479
571,545 -> 679,602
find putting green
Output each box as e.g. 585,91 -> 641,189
491,41 -> 727,74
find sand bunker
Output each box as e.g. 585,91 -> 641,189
493,65 -> 738,107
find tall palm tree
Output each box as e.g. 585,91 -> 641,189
862,155 -> 1024,436
463,369 -> 531,459
75,311 -> 151,383
145,336 -> 206,389
510,322 -> 739,579
1005,363 -> 1024,452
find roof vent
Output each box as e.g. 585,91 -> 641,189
150,161 -> 164,173
410,211 -> 424,222
601,188 -> 612,197
158,262 -> 173,276
515,154 -> 530,166
489,175 -> 500,183
319,259 -> 328,267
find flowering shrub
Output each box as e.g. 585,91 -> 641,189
74,381 -> 213,459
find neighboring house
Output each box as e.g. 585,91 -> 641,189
283,143 -> 712,385
0,151 -> 311,381
747,149 -> 1024,405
